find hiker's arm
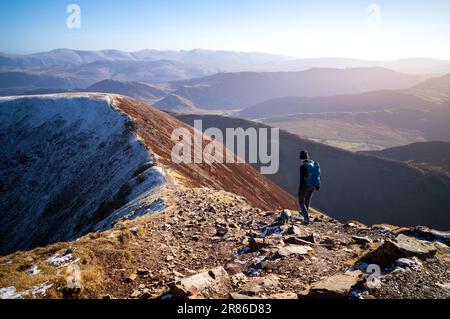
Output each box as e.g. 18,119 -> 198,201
299,164 -> 306,188
316,167 -> 321,191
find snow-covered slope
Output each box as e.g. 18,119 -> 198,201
0,94 -> 166,255
0,93 -> 296,255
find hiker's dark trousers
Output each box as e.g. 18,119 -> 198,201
298,185 -> 315,221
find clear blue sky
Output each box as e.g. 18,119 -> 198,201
1,0 -> 449,59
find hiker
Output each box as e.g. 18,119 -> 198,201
298,150 -> 321,224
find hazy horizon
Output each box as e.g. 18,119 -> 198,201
2,47 -> 450,62
1,0 -> 450,60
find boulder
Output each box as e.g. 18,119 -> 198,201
170,267 -> 229,299
239,274 -> 281,296
320,237 -> 337,250
276,244 -> 313,258
248,237 -> 281,250
352,236 -> 372,245
287,225 -> 302,235
229,293 -> 261,299
285,234 -> 316,245
362,234 -> 437,267
269,292 -> 298,299
125,272 -> 137,283
400,226 -> 450,246
215,226 -> 228,237
306,271 -> 362,299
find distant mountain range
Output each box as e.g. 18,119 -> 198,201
2,49 -> 450,73
164,68 -> 423,110
176,114 -> 450,230
235,73 -> 450,151
1,49 -> 449,152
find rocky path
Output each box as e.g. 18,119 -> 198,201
1,187 -> 450,299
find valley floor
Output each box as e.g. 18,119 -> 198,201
1,187 -> 449,299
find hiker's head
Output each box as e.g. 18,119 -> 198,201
300,150 -> 309,160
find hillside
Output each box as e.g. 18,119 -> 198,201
363,141 -> 450,161
153,93 -> 199,112
176,114 -> 450,230
85,79 -> 168,104
0,93 -> 449,300
167,68 -> 422,110
237,90 -> 437,119
363,141 -> 450,177
408,73 -> 450,103
251,101 -> 450,151
0,94 -> 296,256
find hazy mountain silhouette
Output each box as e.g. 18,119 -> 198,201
85,79 -> 168,103
168,68 -> 422,110
2,49 -> 450,73
237,90 -> 437,119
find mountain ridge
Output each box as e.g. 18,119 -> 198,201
0,93 -> 295,255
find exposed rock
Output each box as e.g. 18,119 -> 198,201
239,274 -> 280,296
275,244 -> 313,258
170,267 -> 229,299
395,257 -> 422,271
285,234 -> 316,245
362,234 -> 437,267
248,237 -> 281,250
269,292 -> 298,299
400,226 -> 450,245
230,273 -> 248,286
287,225 -> 302,235
434,242 -> 450,253
129,227 -> 139,235
320,237 -> 337,250
226,263 -> 246,275
352,236 -> 372,245
137,268 -> 150,276
306,271 -> 363,299
436,283 -> 450,290
125,272 -> 137,283
229,292 -> 261,299
215,226 -> 228,237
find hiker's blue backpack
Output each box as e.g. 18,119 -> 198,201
303,160 -> 321,187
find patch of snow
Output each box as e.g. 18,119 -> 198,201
96,195 -> 167,230
26,264 -> 41,275
29,282 -> 53,299
430,230 -> 450,240
47,252 -> 74,267
252,256 -> 266,265
395,258 -> 421,271
0,94 -> 167,255
0,287 -> 24,299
